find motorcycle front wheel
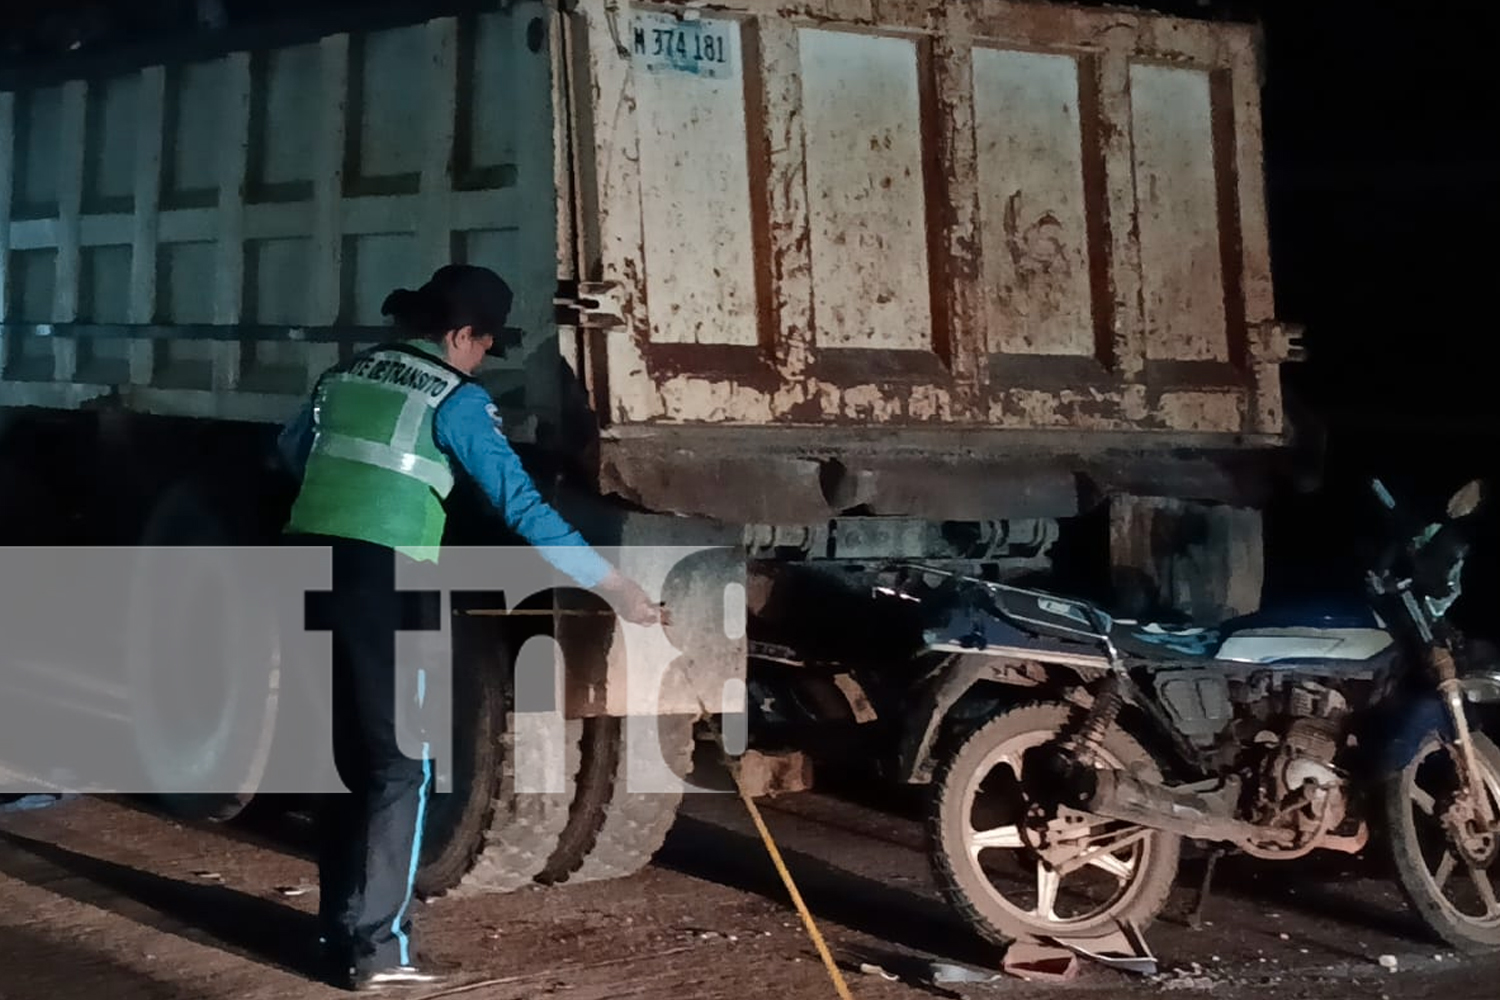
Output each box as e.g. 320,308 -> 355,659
1384,729 -> 1500,952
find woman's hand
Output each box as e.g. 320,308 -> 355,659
599,569 -> 670,626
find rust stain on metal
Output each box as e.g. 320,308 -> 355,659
772,380 -> 821,422
907,383 -> 950,422
799,26 -> 933,353
1119,384 -> 1150,424
619,256 -> 647,342
839,384 -> 896,422
1003,200 -> 1073,329
986,382 -> 1245,433
973,45 -> 1094,359
991,388 -> 1120,430
584,0 -> 1288,440
1131,62 -> 1229,364
1156,390 -> 1245,434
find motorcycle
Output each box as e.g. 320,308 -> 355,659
895,478 -> 1500,950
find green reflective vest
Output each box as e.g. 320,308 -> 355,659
285,341 -> 469,562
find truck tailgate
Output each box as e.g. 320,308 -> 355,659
570,0 -> 1296,438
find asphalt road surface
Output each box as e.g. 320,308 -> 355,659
0,784 -> 1497,1000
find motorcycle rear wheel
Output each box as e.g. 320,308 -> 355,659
928,701 -> 1181,944
1384,730 -> 1500,952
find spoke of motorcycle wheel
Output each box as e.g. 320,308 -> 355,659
1035,862 -> 1060,921
970,824 -> 1024,854
1085,850 -> 1136,882
1472,866 -> 1499,916
1434,850 -> 1456,891
1412,784 -> 1436,816
1057,829 -> 1149,878
1068,821 -> 1144,852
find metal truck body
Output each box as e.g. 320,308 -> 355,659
0,0 -> 1305,904
2,0 -> 1297,497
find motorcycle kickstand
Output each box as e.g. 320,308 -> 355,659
1188,847 -> 1225,930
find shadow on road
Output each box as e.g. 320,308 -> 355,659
665,768 -> 1441,972
0,923 -> 190,1000
101,794 -> 321,864
656,812 -> 1001,969
1193,851 -> 1433,949
0,828 -> 324,983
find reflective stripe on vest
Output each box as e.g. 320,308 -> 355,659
308,346 -> 465,494
311,431 -> 456,497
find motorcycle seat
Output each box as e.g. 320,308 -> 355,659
1111,621 -> 1226,661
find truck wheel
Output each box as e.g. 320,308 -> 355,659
416,626 -> 582,899
928,701 -> 1180,944
0,459 -> 64,543
129,478 -> 279,824
534,713 -> 697,885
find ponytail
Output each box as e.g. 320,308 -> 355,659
380,286 -> 451,339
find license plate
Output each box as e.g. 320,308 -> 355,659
632,11 -> 735,80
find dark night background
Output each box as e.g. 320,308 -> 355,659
1253,1 -> 1500,630
2,0 -> 1499,626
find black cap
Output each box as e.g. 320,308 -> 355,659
382,264 -> 516,356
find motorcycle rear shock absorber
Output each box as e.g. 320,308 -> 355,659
1068,674 -> 1125,767
1022,674 -> 1127,813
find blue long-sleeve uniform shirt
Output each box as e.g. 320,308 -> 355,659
277,381 -> 615,589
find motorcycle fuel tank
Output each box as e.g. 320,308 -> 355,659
1214,626 -> 1394,664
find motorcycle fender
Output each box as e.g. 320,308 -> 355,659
895,655 -> 1082,784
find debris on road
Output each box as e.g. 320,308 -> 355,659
1045,918 -> 1157,976
928,960 -> 1004,985
841,949 -> 1004,993
1152,963 -> 1220,991
190,870 -> 223,882
1003,942 -> 1079,983
0,793 -> 75,814
1379,954 -> 1399,972
274,884 -> 313,897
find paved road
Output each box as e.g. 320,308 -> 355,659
0,787 -> 1496,1000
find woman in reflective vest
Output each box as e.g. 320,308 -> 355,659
276,264 -> 660,990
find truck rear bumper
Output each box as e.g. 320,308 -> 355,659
597,426 -> 1305,523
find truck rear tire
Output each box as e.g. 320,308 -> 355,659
534,713 -> 697,885
130,476 -> 280,824
0,458 -> 65,544
416,623 -> 583,898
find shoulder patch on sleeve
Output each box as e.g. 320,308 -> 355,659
485,402 -> 504,434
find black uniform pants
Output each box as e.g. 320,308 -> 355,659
288,532 -> 436,974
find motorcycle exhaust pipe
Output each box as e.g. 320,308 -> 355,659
1024,745 -> 1280,847
1084,768 -> 1265,844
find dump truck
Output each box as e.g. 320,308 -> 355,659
0,0 -> 1305,940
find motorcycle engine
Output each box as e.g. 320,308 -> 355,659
1282,718 -> 1343,798
1254,681 -> 1350,838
